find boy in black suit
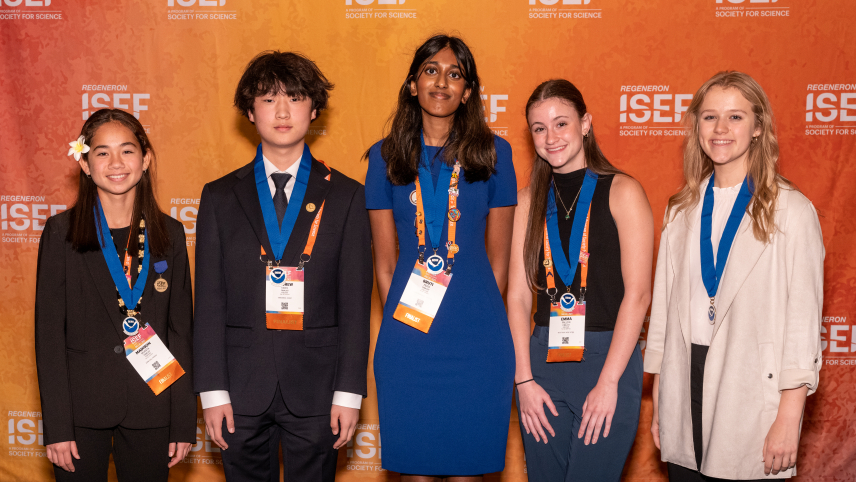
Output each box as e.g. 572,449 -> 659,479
193,51 -> 372,482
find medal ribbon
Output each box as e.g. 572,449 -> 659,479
254,143 -> 313,262
414,133 -> 459,264
261,160 -> 331,266
700,173 -> 753,299
544,170 -> 598,290
94,198 -> 150,311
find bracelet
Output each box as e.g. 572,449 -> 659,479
515,378 -> 534,387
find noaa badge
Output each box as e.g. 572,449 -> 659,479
306,203 -> 316,213
122,316 -> 140,336
270,267 -> 287,285
447,208 -> 461,222
559,292 -> 577,313
708,304 -> 716,324
154,278 -> 169,293
409,190 -> 418,205
425,254 -> 445,275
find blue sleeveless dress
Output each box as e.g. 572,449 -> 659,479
365,136 -> 517,475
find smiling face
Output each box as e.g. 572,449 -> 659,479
79,121 -> 150,200
527,97 -> 592,174
248,86 -> 316,151
410,47 -> 472,119
697,86 -> 761,171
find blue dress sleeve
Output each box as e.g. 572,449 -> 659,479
365,141 -> 394,210
488,136 -> 518,208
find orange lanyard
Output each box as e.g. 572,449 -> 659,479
414,161 -> 461,268
261,160 -> 331,268
122,230 -> 133,288
543,206 -> 591,302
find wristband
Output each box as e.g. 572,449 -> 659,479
515,378 -> 534,387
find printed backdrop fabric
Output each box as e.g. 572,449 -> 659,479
1,0 -> 854,480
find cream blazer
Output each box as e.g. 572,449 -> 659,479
644,179 -> 824,480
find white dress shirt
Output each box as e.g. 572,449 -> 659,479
199,153 -> 363,410
689,182 -> 742,346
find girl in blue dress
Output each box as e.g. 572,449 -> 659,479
365,34 -> 517,481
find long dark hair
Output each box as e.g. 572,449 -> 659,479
523,79 -> 624,291
368,34 -> 496,185
66,109 -> 170,257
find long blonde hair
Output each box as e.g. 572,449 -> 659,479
666,71 -> 793,241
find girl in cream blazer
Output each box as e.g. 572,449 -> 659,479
645,72 -> 823,481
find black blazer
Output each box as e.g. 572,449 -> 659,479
34,211 -> 196,446
193,156 -> 372,417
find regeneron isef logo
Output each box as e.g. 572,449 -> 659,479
81,85 -> 150,129
618,85 -> 691,138
805,84 -> 856,137
345,422 -> 383,472
481,86 -> 509,136
0,0 -> 64,21
344,0 -> 416,20
7,411 -> 44,447
166,0 -> 238,21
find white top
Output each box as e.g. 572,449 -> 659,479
199,153 -> 362,410
689,182 -> 742,346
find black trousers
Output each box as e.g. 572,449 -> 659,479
667,344 -> 766,482
220,385 -> 338,482
53,425 -> 170,482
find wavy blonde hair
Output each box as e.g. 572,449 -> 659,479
666,71 -> 793,241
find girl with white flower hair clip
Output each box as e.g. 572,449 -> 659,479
36,108 -> 196,481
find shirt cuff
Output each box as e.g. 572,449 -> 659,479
643,349 -> 663,375
200,390 -> 231,409
332,391 -> 363,410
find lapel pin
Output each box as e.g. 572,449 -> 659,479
306,203 -> 316,213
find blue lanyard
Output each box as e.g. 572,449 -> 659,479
94,198 -> 150,310
417,133 -> 454,252
253,143 -> 312,262
700,173 -> 753,299
545,170 -> 598,287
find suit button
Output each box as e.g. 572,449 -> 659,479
114,345 -> 123,354
767,373 -> 773,379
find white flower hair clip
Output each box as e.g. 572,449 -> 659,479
67,135 -> 90,161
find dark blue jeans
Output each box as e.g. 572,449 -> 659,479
519,327 -> 643,482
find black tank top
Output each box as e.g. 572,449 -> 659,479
533,169 -> 624,331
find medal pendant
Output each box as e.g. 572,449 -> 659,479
708,301 -> 716,325
559,292 -> 577,314
425,254 -> 445,274
123,316 -> 140,336
154,277 -> 169,293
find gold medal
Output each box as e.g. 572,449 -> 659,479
154,278 -> 169,293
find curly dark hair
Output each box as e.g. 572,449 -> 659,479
367,34 -> 497,185
234,51 -> 333,120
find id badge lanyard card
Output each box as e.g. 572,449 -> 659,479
700,173 -> 753,324
94,199 -> 185,395
255,143 -> 332,331
393,134 -> 460,333
544,171 -> 597,362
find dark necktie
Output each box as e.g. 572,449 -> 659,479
271,172 -> 292,227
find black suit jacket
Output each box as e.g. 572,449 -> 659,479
193,156 -> 372,417
34,211 -> 196,446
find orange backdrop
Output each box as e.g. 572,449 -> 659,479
1,0 -> 855,480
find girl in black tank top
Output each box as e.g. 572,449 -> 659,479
506,79 -> 654,482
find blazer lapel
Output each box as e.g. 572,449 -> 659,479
668,202 -> 700,351
83,249 -> 126,340
282,158 -> 332,266
233,162 -> 275,258
711,216 -> 768,340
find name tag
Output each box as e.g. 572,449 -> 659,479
547,293 -> 585,362
124,323 -> 185,396
393,260 -> 451,333
266,266 -> 304,330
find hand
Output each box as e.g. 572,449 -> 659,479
331,405 -> 359,450
763,415 -> 801,475
167,442 -> 192,468
47,441 -> 79,472
517,381 -> 558,444
203,403 -> 234,450
578,381 -> 618,445
651,374 -> 661,450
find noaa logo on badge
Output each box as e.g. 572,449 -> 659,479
409,190 -> 418,206
270,268 -> 287,284
425,254 -> 445,274
559,293 -> 577,313
122,316 -> 140,336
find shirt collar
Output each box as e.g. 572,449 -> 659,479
262,153 -> 302,180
